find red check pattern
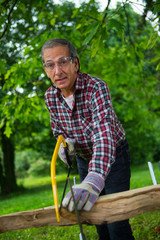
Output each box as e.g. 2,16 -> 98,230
45,72 -> 125,179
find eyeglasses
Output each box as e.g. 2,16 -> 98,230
43,57 -> 75,71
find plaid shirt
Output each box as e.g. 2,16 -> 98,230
45,72 -> 125,179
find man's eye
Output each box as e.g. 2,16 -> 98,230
60,59 -> 67,65
47,63 -> 54,68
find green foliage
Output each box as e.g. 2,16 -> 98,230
14,149 -> 74,178
80,3 -> 160,164
27,158 -> 50,177
0,0 -> 160,189
15,150 -> 41,178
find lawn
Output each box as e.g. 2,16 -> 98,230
0,162 -> 160,239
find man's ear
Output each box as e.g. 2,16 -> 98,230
75,57 -> 80,72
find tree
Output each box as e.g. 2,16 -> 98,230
0,0 -> 159,194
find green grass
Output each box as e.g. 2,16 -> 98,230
0,162 -> 160,239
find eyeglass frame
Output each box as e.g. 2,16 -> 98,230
43,56 -> 76,72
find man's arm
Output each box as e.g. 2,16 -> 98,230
62,81 -> 125,211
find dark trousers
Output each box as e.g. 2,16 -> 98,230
76,140 -> 135,240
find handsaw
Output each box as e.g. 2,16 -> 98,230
51,135 -> 66,222
51,135 -> 86,239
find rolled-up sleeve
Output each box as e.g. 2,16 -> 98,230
88,83 -> 119,179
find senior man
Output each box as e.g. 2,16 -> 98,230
42,38 -> 134,240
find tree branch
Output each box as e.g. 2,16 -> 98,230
0,0 -> 19,40
102,0 -> 111,25
0,185 -> 160,233
122,2 -> 144,79
79,0 -> 111,56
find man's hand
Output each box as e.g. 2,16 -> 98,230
58,138 -> 76,165
62,172 -> 105,212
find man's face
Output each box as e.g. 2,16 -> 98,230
43,46 -> 79,97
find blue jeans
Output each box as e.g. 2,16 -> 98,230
76,140 -> 134,240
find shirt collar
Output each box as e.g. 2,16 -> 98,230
75,72 -> 85,90
50,71 -> 85,95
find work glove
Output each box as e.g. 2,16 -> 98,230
58,138 -> 76,165
62,172 -> 105,212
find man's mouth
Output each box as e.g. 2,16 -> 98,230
55,77 -> 67,83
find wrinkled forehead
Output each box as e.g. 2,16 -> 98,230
43,46 -> 70,63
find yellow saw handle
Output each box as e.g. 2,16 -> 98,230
51,135 -> 66,223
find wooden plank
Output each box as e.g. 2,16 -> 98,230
0,184 -> 160,233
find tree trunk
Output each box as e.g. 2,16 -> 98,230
1,126 -> 17,194
0,157 -> 6,194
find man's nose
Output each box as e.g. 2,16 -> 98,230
54,64 -> 63,74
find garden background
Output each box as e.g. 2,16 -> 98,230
0,0 -> 160,239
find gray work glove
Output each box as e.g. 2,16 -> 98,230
58,138 -> 76,165
62,172 -> 105,212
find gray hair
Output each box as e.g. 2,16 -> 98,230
41,38 -> 78,63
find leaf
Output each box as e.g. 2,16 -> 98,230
50,19 -> 55,26
76,24 -> 81,30
19,3 -> 26,12
82,24 -> 99,45
4,122 -> 12,138
153,1 -> 160,14
91,35 -> 101,57
156,62 -> 160,71
150,56 -> 160,63
146,32 -> 159,49
0,119 -> 5,129
107,18 -> 124,33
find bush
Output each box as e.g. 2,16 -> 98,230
27,158 -> 50,176
15,150 -> 43,178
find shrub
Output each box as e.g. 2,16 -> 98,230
27,158 -> 50,176
15,150 -> 42,178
